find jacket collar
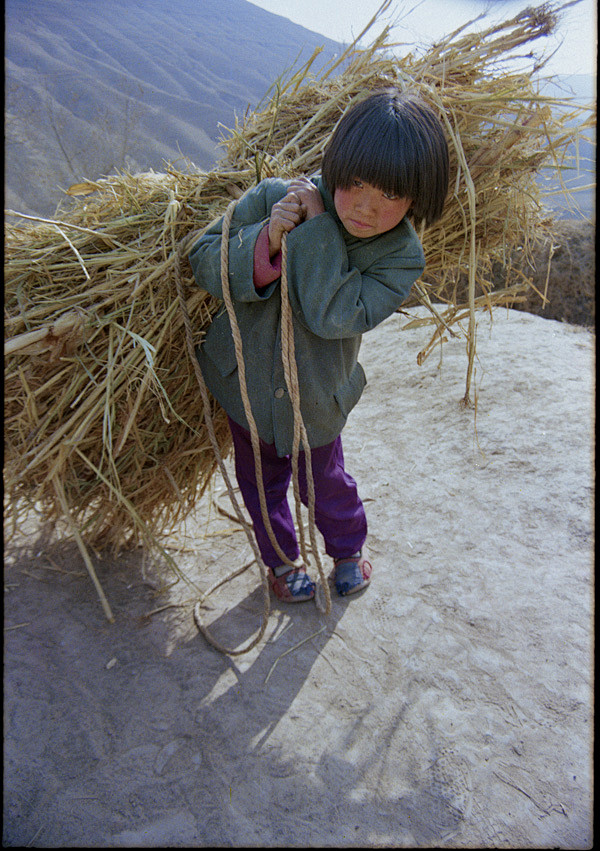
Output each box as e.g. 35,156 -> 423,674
313,175 -> 338,221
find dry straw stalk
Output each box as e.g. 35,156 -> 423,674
4,3 -> 592,609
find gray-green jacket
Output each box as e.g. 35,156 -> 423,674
189,176 -> 425,457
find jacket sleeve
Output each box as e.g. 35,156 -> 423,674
285,213 -> 425,339
188,179 -> 287,302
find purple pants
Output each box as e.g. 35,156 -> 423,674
227,417 -> 367,569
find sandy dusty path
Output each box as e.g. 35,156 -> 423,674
3,308 -> 594,848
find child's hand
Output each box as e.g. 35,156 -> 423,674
268,191 -> 304,257
287,177 -> 325,220
268,179 -> 325,257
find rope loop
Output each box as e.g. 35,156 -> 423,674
175,197 -> 331,655
175,208 -> 270,656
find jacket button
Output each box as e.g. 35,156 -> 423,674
274,387 -> 285,399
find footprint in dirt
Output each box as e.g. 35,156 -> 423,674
403,736 -> 473,843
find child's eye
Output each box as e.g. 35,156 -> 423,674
352,179 -> 363,188
383,191 -> 398,200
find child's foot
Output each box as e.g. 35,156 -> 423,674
333,551 -> 372,596
268,564 -> 315,603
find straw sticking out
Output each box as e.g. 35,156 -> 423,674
4,3 -> 592,585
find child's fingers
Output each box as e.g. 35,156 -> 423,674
286,188 -> 307,206
268,192 -> 308,255
288,177 -> 313,191
277,217 -> 298,235
285,181 -> 324,218
273,208 -> 301,228
272,194 -> 305,225
274,192 -> 300,210
281,191 -> 303,210
288,179 -> 316,199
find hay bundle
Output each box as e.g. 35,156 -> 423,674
4,4 -> 588,589
220,2 -> 592,378
3,170 -> 252,550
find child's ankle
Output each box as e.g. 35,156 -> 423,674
272,560 -> 302,578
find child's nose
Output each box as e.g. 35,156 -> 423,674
356,190 -> 376,213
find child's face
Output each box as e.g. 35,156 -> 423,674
334,179 -> 412,238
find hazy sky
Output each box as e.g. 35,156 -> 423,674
248,0 -> 596,76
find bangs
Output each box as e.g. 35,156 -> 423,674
332,119 -> 419,200
322,90 -> 449,227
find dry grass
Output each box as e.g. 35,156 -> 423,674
4,171 -> 241,546
4,2 -> 593,610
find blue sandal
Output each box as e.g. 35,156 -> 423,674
268,565 -> 315,603
333,551 -> 373,596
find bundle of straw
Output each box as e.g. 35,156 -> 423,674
4,3 -> 589,590
221,1 -> 592,386
3,169 -> 251,549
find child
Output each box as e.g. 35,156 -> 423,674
189,89 -> 449,603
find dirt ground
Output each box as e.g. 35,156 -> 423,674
3,307 -> 594,848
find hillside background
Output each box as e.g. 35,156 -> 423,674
4,0 -> 595,325
5,0 -> 344,216
5,0 -> 594,218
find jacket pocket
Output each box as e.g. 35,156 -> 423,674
333,362 -> 367,418
200,317 -> 238,378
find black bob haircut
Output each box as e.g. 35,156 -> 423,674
321,89 -> 450,228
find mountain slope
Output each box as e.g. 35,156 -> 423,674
5,0 -> 344,215
5,0 -> 594,219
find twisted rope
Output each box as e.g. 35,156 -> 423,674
279,234 -> 331,614
175,198 -> 331,655
218,203 -> 299,571
175,212 -> 270,656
